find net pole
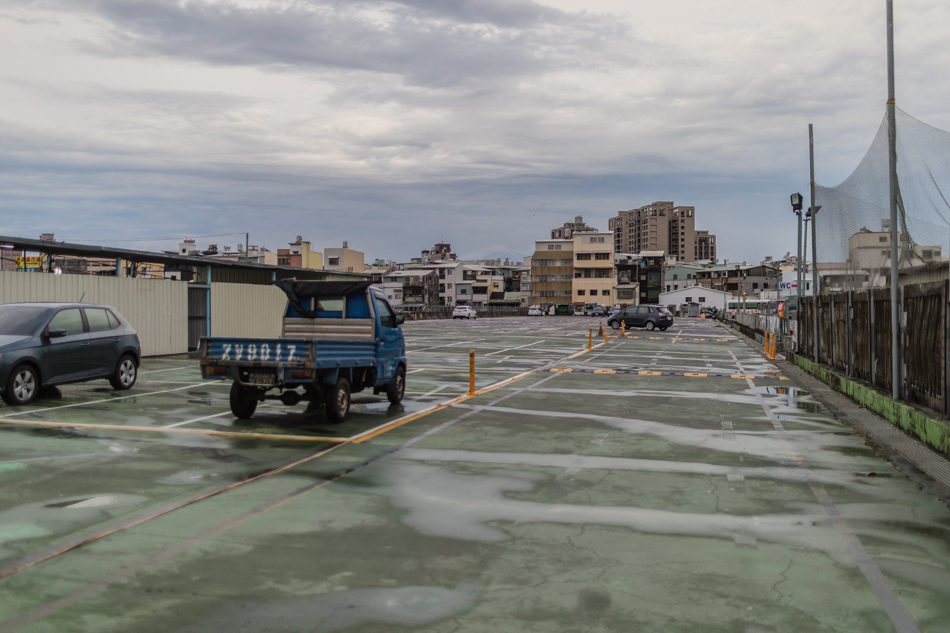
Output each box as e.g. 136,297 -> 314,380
886,0 -> 900,400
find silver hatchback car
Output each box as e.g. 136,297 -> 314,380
0,303 -> 141,406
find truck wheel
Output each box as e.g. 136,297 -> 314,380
386,366 -> 406,405
326,377 -> 351,423
230,381 -> 258,419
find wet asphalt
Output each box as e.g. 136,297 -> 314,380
1,316 -> 949,632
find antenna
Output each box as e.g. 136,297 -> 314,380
78,292 -> 85,303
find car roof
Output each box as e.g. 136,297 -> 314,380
0,302 -> 117,310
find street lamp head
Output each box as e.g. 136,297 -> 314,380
790,192 -> 804,212
807,205 -> 821,218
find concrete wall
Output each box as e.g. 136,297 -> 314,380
210,282 -> 285,339
0,272 -> 187,356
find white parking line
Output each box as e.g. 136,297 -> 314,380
0,383 -> 209,418
162,411 -> 235,428
485,340 -> 544,356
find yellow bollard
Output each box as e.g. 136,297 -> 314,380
468,349 -> 476,395
588,328 -> 592,350
604,328 -> 608,345
621,321 -> 625,336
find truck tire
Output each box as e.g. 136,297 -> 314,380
386,365 -> 406,405
230,381 -> 258,419
326,377 -> 351,423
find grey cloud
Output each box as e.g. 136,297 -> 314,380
54,0 -> 636,89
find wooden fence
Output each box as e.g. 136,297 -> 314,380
799,280 -> 948,416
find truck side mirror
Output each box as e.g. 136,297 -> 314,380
395,314 -> 405,326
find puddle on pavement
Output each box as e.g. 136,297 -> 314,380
175,580 -> 484,633
350,461 -> 950,569
0,494 -> 147,558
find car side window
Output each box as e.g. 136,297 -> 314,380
85,308 -> 113,332
48,308 -> 85,336
374,294 -> 396,328
107,310 -> 121,329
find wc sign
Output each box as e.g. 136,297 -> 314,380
779,282 -> 796,291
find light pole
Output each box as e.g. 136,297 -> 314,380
734,264 -> 742,312
790,193 -> 804,306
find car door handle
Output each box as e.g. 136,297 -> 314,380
80,342 -> 90,346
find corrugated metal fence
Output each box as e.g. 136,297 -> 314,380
0,272 -> 187,356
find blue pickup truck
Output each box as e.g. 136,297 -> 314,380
200,279 -> 407,422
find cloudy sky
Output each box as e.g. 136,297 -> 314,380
1,0 -> 948,264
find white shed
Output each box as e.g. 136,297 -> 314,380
658,286 -> 732,311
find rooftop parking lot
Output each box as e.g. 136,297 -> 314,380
1,316 -> 949,632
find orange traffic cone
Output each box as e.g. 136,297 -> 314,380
597,322 -> 604,337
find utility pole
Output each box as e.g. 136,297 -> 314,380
886,0 -> 900,400
809,124 -> 819,362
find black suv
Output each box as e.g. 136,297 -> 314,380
607,305 -> 674,331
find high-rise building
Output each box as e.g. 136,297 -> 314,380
608,202 -> 716,263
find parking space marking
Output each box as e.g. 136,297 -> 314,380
485,340 -> 544,356
0,418 -> 348,443
0,383 -> 210,418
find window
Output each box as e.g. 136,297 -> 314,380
590,289 -> 598,296
328,257 -> 340,266
594,253 -> 610,260
699,297 -> 705,302
602,290 -> 610,296
547,244 -> 562,250
577,253 -> 592,260
48,308 -> 84,336
85,308 -> 114,332
460,288 -> 468,294
879,236 -> 888,242
577,289 -> 585,296
447,283 -> 452,289
685,297 -> 692,303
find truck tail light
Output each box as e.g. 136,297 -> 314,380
290,370 -> 312,379
206,367 -> 229,376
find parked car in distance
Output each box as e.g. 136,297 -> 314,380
527,306 -> 543,316
589,306 -> 606,317
453,305 -> 478,320
0,303 -> 141,406
607,305 -> 674,331
607,306 -> 621,318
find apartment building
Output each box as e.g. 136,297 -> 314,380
531,239 -> 574,307
324,241 -> 363,273
572,232 -> 615,307
608,201 -> 717,263
278,236 -> 323,270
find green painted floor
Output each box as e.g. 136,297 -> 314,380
1,317 -> 948,632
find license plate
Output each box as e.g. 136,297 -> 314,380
247,372 -> 276,386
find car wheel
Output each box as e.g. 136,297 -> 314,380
109,354 -> 138,390
3,364 -> 39,406
609,320 -> 621,330
326,376 -> 351,423
230,381 -> 258,419
646,321 -> 656,331
386,365 -> 406,405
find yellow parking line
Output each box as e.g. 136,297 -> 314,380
638,371 -> 662,376
731,374 -> 755,379
550,368 -> 573,373
684,372 -> 708,377
593,369 -> 617,374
